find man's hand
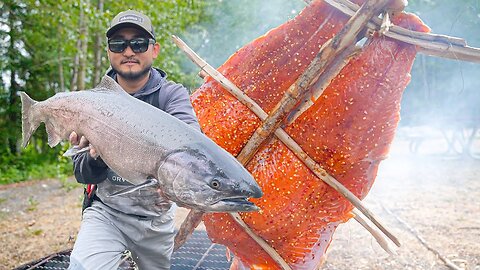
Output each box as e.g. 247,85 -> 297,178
69,131 -> 98,158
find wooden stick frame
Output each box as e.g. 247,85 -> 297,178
236,0 -> 390,165
318,0 -> 480,63
172,0 -> 397,266
173,35 -> 398,267
172,0 -> 480,268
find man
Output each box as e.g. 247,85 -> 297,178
68,10 -> 200,270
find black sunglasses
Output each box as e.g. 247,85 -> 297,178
108,38 -> 155,53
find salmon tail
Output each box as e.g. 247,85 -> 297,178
19,92 -> 40,148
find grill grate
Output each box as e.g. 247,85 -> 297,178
172,231 -> 232,270
14,231 -> 232,270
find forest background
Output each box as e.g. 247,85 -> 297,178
1,0 -> 479,184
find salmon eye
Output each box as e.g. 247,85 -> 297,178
210,179 -> 221,189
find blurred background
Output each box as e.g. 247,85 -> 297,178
0,0 -> 479,184
1,1 -> 479,269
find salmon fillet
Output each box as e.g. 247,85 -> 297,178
191,0 -> 430,268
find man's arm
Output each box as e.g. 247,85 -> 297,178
72,153 -> 108,184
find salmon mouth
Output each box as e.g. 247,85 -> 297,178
220,196 -> 254,205
210,196 -> 259,212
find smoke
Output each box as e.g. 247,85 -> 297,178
396,0 -> 480,160
181,0 -> 480,159
180,0 -> 304,75
179,2 -> 480,257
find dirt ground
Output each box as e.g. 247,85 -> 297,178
0,136 -> 479,270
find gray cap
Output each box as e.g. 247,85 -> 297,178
106,10 -> 155,39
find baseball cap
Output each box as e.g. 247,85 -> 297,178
106,10 -> 155,39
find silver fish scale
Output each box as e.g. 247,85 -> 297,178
41,88 -> 208,184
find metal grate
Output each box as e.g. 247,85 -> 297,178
172,231 -> 232,270
14,231 -> 232,270
14,250 -> 137,270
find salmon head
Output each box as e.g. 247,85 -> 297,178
156,143 -> 263,212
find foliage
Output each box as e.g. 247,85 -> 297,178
0,0 -> 213,183
26,196 -> 39,212
180,0 -> 305,80
1,0 -> 479,183
182,0 -> 480,128
0,141 -> 72,184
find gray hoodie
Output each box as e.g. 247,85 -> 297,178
73,68 -> 201,217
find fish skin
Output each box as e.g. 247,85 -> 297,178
19,76 -> 263,213
191,1 -> 429,269
62,145 -> 91,157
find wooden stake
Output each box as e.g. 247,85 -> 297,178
172,33 -> 400,253
313,0 -> 480,63
352,208 -> 397,255
230,213 -> 293,270
173,35 -> 292,269
237,0 -> 391,165
286,45 -> 360,124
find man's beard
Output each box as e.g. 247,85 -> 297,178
112,64 -> 151,80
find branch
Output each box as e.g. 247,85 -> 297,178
172,33 -> 400,255
230,213 -> 293,269
315,0 -> 480,63
173,35 -> 291,270
352,208 -> 396,255
237,0 -> 391,165
286,45 -> 360,124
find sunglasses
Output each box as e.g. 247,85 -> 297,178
108,38 -> 155,53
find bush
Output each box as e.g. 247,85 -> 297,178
0,140 -> 73,185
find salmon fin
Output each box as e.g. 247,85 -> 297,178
45,120 -> 62,147
63,145 -> 91,157
95,75 -> 126,93
174,209 -> 205,251
19,92 -> 40,148
108,178 -> 158,197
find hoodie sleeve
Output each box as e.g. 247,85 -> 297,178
72,153 -> 108,184
162,82 -> 201,131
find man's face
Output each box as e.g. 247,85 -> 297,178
107,27 -> 160,81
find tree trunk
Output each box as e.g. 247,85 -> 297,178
7,4 -> 20,155
93,0 -> 104,86
76,0 -> 89,91
70,40 -> 81,91
58,51 -> 65,93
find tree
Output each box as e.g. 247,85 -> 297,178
0,0 -> 212,182
403,0 -> 480,126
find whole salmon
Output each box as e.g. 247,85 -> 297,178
20,76 -> 263,212
191,0 -> 430,268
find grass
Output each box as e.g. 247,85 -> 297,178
0,147 -> 73,185
0,161 -> 73,185
0,139 -> 74,185
28,228 -> 44,236
59,178 -> 82,192
26,197 -> 39,212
